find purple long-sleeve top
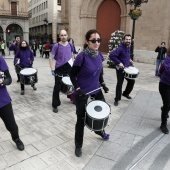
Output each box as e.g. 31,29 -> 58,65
15,49 -> 34,67
9,43 -> 19,54
159,54 -> 170,86
109,42 -> 131,67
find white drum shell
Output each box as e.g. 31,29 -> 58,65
85,100 -> 110,131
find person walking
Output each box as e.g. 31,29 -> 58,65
49,30 -> 74,113
158,46 -> 170,134
1,41 -> 6,57
31,41 -> 37,57
155,42 -> 167,76
38,42 -> 43,57
9,35 -> 21,82
109,34 -> 134,106
0,55 -> 24,151
70,29 -> 110,157
14,40 -> 36,95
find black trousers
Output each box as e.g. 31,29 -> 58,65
75,90 -> 106,149
115,69 -> 135,101
19,67 -> 35,90
0,103 -> 19,140
159,82 -> 170,124
33,50 -> 36,57
52,76 -> 62,108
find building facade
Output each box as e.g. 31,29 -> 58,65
0,0 -> 29,47
28,0 -> 61,44
61,0 -> 170,59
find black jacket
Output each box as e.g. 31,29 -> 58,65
155,46 -> 167,60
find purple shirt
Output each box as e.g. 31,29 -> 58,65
0,56 -> 11,108
9,43 -> 19,54
109,42 -> 131,67
73,52 -> 103,95
51,42 -> 73,68
15,49 -> 34,67
160,54 -> 170,86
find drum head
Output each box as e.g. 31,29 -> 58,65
86,100 -> 110,119
62,77 -> 72,86
20,68 -> 37,75
124,67 -> 139,75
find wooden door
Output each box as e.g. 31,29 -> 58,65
97,0 -> 121,52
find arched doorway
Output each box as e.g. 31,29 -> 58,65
97,0 -> 121,52
6,24 -> 23,48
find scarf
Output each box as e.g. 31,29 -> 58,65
83,47 -> 98,58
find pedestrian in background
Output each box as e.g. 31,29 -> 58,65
31,41 -> 37,57
1,41 -> 5,57
155,42 -> 167,76
38,42 -> 43,57
9,35 -> 21,82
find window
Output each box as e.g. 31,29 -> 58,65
58,0 -> 61,5
11,2 -> 17,15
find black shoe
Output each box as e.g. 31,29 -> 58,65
33,86 -> 37,90
122,93 -> 132,99
114,101 -> 118,106
160,124 -> 169,134
20,90 -> 25,95
53,107 -> 58,113
14,138 -> 24,151
75,148 -> 82,157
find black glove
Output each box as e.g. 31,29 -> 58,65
77,89 -> 86,97
101,83 -> 109,93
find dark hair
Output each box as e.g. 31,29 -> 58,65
19,40 -> 30,50
15,35 -> 21,39
123,34 -> 131,40
83,29 -> 101,49
161,42 -> 166,45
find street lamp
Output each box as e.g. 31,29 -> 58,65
124,0 -> 148,60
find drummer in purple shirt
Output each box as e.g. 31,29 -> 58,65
109,34 -> 134,106
159,47 -> 170,134
0,56 -> 24,151
49,30 -> 74,113
9,35 -> 21,82
70,29 -> 109,157
14,40 -> 36,95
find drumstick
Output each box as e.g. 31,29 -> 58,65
86,87 -> 101,95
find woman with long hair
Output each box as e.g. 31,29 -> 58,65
70,29 -> 110,157
14,40 -> 36,95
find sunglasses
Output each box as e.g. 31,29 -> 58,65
88,39 -> 102,44
60,34 -> 67,36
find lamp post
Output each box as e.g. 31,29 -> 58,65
124,0 -> 148,60
43,19 -> 48,34
43,18 -> 48,43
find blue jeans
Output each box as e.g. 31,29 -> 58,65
155,59 -> 164,76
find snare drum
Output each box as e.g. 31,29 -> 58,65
60,76 -> 74,95
20,68 -> 38,85
124,66 -> 139,79
85,100 -> 110,131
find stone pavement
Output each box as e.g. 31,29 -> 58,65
0,50 -> 169,170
